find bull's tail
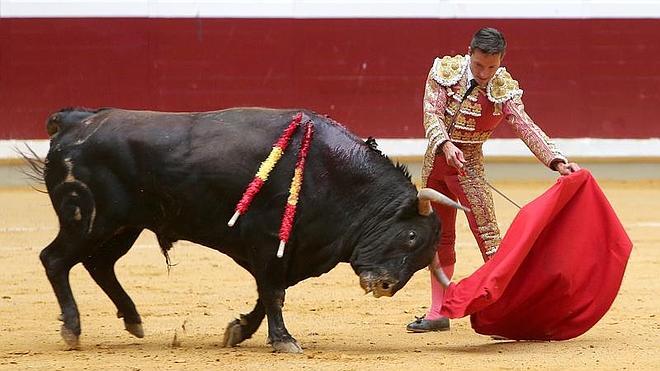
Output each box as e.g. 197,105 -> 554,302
156,235 -> 175,273
15,143 -> 47,192
50,180 -> 97,236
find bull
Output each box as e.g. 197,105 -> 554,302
35,107 -> 463,353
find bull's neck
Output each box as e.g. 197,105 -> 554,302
322,140 -> 414,262
341,186 -> 410,263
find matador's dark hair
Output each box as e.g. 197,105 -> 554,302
470,27 -> 507,55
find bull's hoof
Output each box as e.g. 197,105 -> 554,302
222,319 -> 243,347
60,325 -> 80,349
271,340 -> 303,354
125,322 -> 144,338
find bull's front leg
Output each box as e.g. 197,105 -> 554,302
258,285 -> 302,353
222,298 -> 266,347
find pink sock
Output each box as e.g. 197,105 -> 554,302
426,264 -> 455,320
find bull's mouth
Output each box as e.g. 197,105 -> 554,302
359,271 -> 399,298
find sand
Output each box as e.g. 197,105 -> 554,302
1,179 -> 658,370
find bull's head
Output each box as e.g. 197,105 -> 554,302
352,188 -> 468,297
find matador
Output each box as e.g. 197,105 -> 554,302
407,27 -> 580,333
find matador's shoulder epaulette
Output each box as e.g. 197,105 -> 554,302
486,67 -> 523,103
432,55 -> 468,87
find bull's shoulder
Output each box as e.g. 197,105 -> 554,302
46,107 -> 110,137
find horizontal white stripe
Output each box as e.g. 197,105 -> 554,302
630,222 -> 660,228
1,0 -> 659,18
374,138 -> 660,158
1,140 -> 51,160
0,226 -> 56,233
3,138 -> 660,160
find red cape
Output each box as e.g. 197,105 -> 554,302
440,169 -> 632,340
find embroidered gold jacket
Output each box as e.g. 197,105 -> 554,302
421,54 -> 567,186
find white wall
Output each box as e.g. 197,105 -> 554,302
1,0 -> 659,18
3,138 -> 660,161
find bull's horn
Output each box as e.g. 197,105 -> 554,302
429,256 -> 451,288
417,188 -> 470,216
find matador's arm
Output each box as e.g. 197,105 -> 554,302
503,97 -> 568,170
422,68 -> 451,156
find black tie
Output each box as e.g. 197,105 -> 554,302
447,79 -> 479,137
462,79 -> 478,101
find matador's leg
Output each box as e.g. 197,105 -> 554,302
444,145 -> 501,261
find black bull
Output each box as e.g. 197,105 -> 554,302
37,107 -> 464,353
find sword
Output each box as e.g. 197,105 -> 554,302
463,167 -> 522,210
485,179 -> 522,209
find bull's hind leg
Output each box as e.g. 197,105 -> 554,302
82,228 -> 144,338
40,234 -> 86,348
222,298 -> 266,347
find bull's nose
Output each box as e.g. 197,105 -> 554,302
372,279 -> 398,298
358,271 -> 399,297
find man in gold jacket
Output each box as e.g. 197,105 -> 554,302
407,27 -> 580,332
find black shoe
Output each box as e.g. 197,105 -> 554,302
406,315 -> 450,332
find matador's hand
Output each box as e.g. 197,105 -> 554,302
441,141 -> 466,175
556,162 -> 581,176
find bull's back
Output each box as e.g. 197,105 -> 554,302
45,107 -> 327,234
48,107 -> 307,174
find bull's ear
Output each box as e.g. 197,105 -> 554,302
393,196 -> 420,219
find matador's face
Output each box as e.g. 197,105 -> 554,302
468,48 -> 503,87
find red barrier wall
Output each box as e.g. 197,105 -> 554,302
0,18 -> 658,139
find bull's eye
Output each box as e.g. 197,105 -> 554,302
407,231 -> 417,246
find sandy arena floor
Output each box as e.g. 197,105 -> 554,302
0,178 -> 658,370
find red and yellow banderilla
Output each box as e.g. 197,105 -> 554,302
277,122 -> 314,258
227,112 -> 303,227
